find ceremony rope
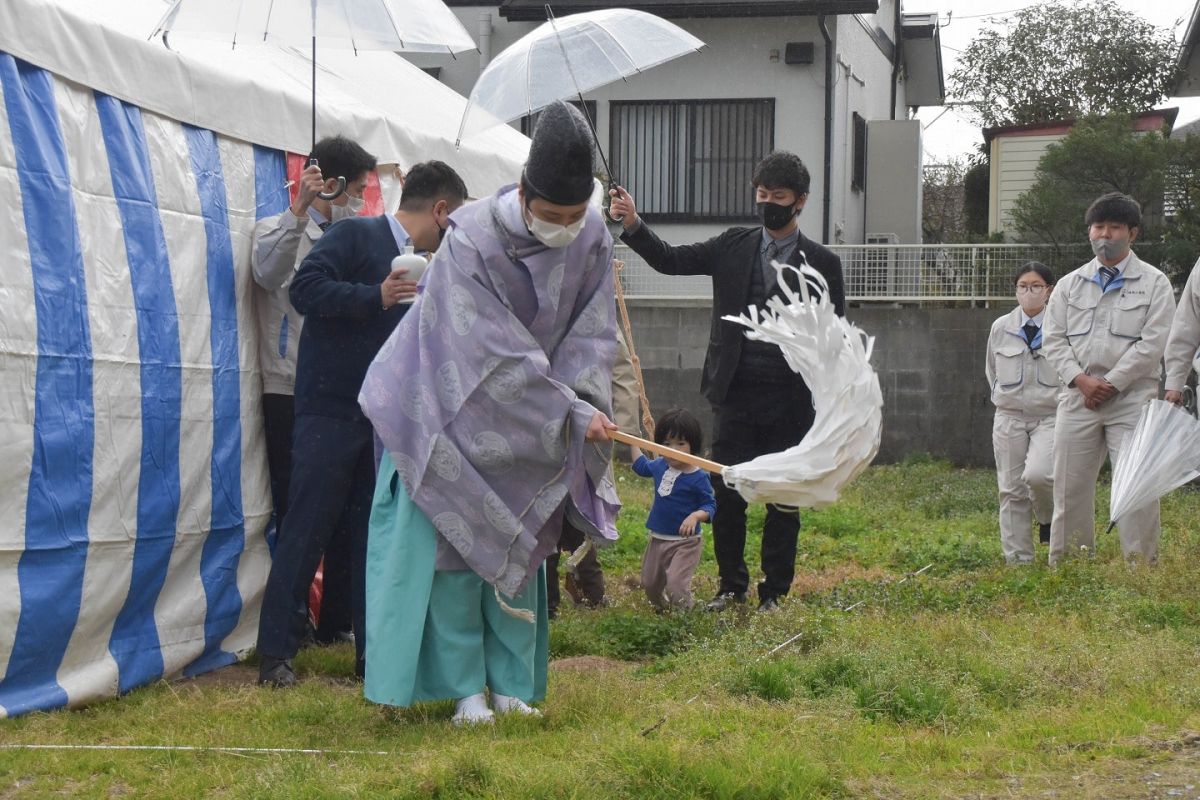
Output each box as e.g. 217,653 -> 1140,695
613,259 -> 656,437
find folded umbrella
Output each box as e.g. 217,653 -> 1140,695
1109,398 -> 1200,529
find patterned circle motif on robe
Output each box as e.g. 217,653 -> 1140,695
400,376 -> 426,422
418,292 -> 439,336
435,362 -> 464,411
481,357 -> 526,404
375,329 -> 400,362
532,482 -> 568,523
574,364 -> 609,404
482,491 -> 524,540
393,452 -> 420,494
470,431 -> 515,474
428,435 -> 462,482
575,297 -> 608,337
540,418 -> 567,461
449,284 -> 478,336
547,262 -> 565,311
433,511 -> 474,557
498,561 -> 528,595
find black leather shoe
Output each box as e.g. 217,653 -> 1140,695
1039,523 -> 1052,545
757,596 -> 782,613
258,657 -> 296,688
704,592 -> 747,612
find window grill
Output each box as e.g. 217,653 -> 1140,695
610,98 -> 774,223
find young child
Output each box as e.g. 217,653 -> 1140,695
630,409 -> 717,611
985,261 -> 1058,565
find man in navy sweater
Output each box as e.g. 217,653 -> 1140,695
257,160 -> 469,687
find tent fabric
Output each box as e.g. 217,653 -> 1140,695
0,0 -> 532,717
0,0 -> 530,198
0,53 -> 277,716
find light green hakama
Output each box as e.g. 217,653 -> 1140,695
364,452 -> 549,707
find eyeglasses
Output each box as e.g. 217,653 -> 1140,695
1016,285 -> 1048,295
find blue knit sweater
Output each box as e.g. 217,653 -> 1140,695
633,455 -> 717,538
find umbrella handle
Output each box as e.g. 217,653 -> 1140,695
307,156 -> 347,202
317,176 -> 346,202
606,180 -> 624,223
609,430 -> 726,475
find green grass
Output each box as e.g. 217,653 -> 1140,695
4,460 -> 1200,798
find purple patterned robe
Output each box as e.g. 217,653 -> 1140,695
359,185 -> 620,598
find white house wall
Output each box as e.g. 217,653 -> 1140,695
425,8 -> 902,245
831,8 -> 904,245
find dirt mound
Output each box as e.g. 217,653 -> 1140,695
550,656 -> 630,673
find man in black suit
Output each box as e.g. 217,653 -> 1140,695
608,151 -> 844,613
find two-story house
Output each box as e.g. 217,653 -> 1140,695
407,0 -> 944,250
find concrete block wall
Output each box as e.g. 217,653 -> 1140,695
623,300 -> 1002,467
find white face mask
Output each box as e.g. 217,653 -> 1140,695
525,208 -> 586,248
332,195 -> 364,221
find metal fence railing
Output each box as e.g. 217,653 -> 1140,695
614,242 -> 1144,304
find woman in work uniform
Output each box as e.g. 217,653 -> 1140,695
985,261 -> 1059,564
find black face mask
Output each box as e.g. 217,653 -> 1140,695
437,220 -> 447,243
758,201 -> 796,231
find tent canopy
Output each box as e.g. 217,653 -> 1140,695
0,0 -> 530,195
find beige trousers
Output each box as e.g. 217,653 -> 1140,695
993,412 -> 1055,564
641,535 -> 703,610
1050,384 -> 1160,564
612,325 -> 641,434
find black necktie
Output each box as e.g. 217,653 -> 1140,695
765,241 -> 779,262
1023,321 -> 1039,349
318,220 -> 331,232
1098,265 -> 1117,288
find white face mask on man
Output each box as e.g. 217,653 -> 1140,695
524,208 -> 586,248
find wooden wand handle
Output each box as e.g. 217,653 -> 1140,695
609,430 -> 727,476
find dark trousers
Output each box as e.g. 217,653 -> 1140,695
256,413 -> 372,665
261,394 -> 352,640
546,517 -> 606,615
710,381 -> 814,602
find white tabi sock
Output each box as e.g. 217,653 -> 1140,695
451,692 -> 494,725
490,692 -> 542,716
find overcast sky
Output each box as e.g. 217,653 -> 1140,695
915,0 -> 1198,164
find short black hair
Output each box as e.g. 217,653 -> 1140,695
310,135 -> 376,184
1014,261 -> 1054,286
653,408 -> 703,454
399,161 -> 469,210
1084,192 -> 1141,229
752,151 -> 810,197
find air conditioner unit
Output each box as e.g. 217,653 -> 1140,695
862,233 -> 899,297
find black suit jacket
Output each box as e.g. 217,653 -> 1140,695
620,221 -> 845,406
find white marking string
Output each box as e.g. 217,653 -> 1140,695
0,744 -> 389,756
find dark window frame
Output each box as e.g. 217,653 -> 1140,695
610,98 -> 775,224
851,112 -> 867,193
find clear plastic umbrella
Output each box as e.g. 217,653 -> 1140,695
1109,399 -> 1200,528
151,0 -> 476,196
455,8 -> 704,148
613,260 -> 883,509
151,0 -> 476,54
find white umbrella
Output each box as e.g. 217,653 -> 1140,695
454,7 -> 704,184
613,260 -> 883,509
1109,399 -> 1200,528
151,0 -> 476,196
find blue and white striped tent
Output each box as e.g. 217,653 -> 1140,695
0,0 -> 528,717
